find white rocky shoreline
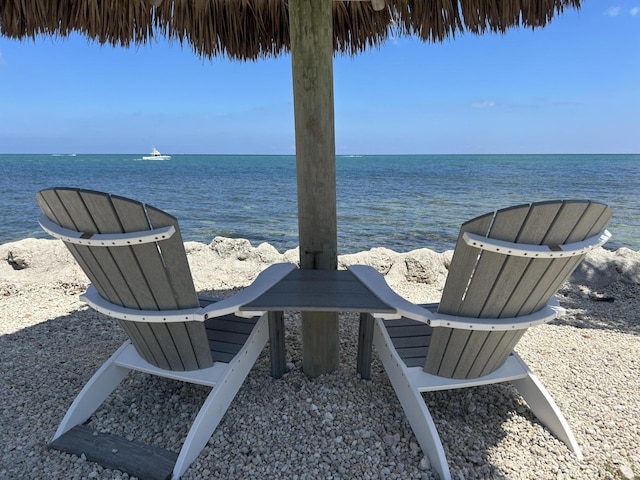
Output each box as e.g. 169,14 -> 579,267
1,237 -> 639,480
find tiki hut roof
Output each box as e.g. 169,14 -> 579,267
1,0 -> 580,60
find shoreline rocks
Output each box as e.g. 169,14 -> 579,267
3,236 -> 638,291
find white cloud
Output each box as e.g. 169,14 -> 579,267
471,100 -> 496,109
605,6 -> 640,16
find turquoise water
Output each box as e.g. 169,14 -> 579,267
1,154 -> 638,253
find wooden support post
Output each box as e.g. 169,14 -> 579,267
289,0 -> 339,377
357,313 -> 375,380
268,311 -> 286,378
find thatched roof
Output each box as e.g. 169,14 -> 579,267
1,0 -> 581,60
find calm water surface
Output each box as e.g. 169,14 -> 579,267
1,154 -> 637,253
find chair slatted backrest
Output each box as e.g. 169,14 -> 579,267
426,200 -> 612,379
37,188 -> 213,371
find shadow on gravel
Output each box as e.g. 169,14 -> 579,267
554,281 -> 640,335
1,285 -> 592,480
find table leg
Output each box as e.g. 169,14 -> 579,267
357,313 -> 374,380
268,311 -> 286,378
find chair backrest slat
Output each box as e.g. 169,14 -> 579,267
37,188 -> 213,371
523,201 -> 612,313
452,203 -> 538,318
436,213 -> 493,315
37,189 -> 121,302
79,190 -> 163,308
146,205 -> 202,309
426,200 -> 612,379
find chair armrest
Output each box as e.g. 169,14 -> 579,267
80,263 -> 298,323
80,286 -> 201,323
39,214 -> 175,246
463,228 -> 611,258
348,265 -> 566,331
197,263 -> 297,320
427,300 -> 565,331
347,265 -> 436,323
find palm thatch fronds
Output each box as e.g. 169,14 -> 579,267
0,0 -> 581,59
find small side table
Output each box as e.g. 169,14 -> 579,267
240,267 -> 396,379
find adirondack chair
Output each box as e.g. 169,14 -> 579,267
350,200 -> 612,480
37,187 -> 295,480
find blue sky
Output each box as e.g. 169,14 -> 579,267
1,2 -> 639,155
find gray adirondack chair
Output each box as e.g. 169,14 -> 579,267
37,187 -> 295,480
350,200 -> 612,480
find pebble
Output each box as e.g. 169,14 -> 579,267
1,242 -> 639,479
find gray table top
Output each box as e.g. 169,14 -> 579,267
240,268 -> 396,314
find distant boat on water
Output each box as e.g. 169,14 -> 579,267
142,148 -> 171,161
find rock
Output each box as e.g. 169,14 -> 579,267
618,462 -> 635,480
339,246 -> 451,287
613,248 -> 640,284
6,250 -> 29,270
339,247 -> 400,275
571,247 -> 640,288
384,433 -> 400,447
283,247 -> 300,265
209,236 -> 254,260
385,259 -> 409,286
0,238 -> 87,285
1,238 -> 638,304
183,241 -> 209,255
254,242 -> 282,263
187,237 -> 288,290
403,248 -> 448,284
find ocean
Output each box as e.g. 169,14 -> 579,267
1,154 -> 637,254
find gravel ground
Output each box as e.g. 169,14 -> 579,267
1,241 -> 639,480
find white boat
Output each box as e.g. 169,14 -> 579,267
142,148 -> 171,161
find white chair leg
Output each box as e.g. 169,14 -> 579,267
52,342 -> 131,441
511,369 -> 583,460
171,316 -> 269,480
373,322 -> 452,480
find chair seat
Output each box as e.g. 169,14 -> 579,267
382,317 -> 432,367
